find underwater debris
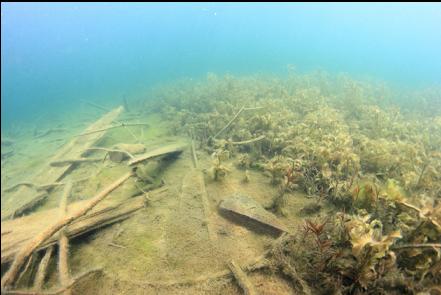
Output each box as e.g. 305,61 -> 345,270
227,259 -> 257,295
34,128 -> 66,139
1,171 -> 132,289
50,157 -> 102,167
128,142 -> 185,166
219,193 -> 289,233
33,245 -> 54,290
2,107 -> 124,221
2,72 -> 441,294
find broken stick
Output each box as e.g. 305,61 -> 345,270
12,192 -> 48,219
214,106 -> 245,139
213,106 -> 263,139
58,182 -> 72,294
50,158 -> 102,167
128,143 -> 186,166
33,246 -> 54,290
75,123 -> 149,137
228,259 -> 257,295
229,135 -> 266,145
1,172 -> 132,290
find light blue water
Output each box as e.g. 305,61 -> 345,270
2,3 -> 441,127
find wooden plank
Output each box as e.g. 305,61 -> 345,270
1,107 -> 124,220
127,142 -> 186,166
228,259 -> 257,295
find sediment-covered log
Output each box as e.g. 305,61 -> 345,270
228,259 -> 257,295
128,143 -> 186,166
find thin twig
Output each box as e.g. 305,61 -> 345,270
75,123 -> 149,137
50,158 -> 102,167
213,106 -> 245,139
213,106 -> 263,139
33,246 -> 54,290
108,242 -> 126,249
81,100 -> 110,112
229,135 -> 266,145
392,243 -> 441,250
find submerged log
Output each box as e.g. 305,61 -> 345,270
57,182 -> 72,295
34,129 -> 66,139
228,259 -> 257,295
33,246 -> 54,290
11,192 -> 49,219
128,142 -> 186,166
49,158 -> 102,167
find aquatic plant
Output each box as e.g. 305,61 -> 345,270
208,149 -> 231,181
138,71 -> 441,293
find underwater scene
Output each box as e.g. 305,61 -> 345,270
1,3 -> 441,295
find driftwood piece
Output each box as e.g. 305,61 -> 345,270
34,129 -> 66,139
189,140 -> 216,241
228,259 -> 257,295
1,171 -> 132,290
108,242 -> 126,249
1,107 -> 124,220
81,99 -> 110,112
15,253 -> 37,288
213,106 -> 263,139
50,158 -> 102,167
58,233 -> 70,295
11,192 -> 49,219
75,123 -> 149,137
214,106 -> 245,139
57,182 -> 72,294
33,246 -> 54,290
191,139 -> 199,169
230,135 -> 266,145
198,173 -> 217,242
392,243 -> 441,250
3,182 -> 64,194
128,143 -> 186,166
